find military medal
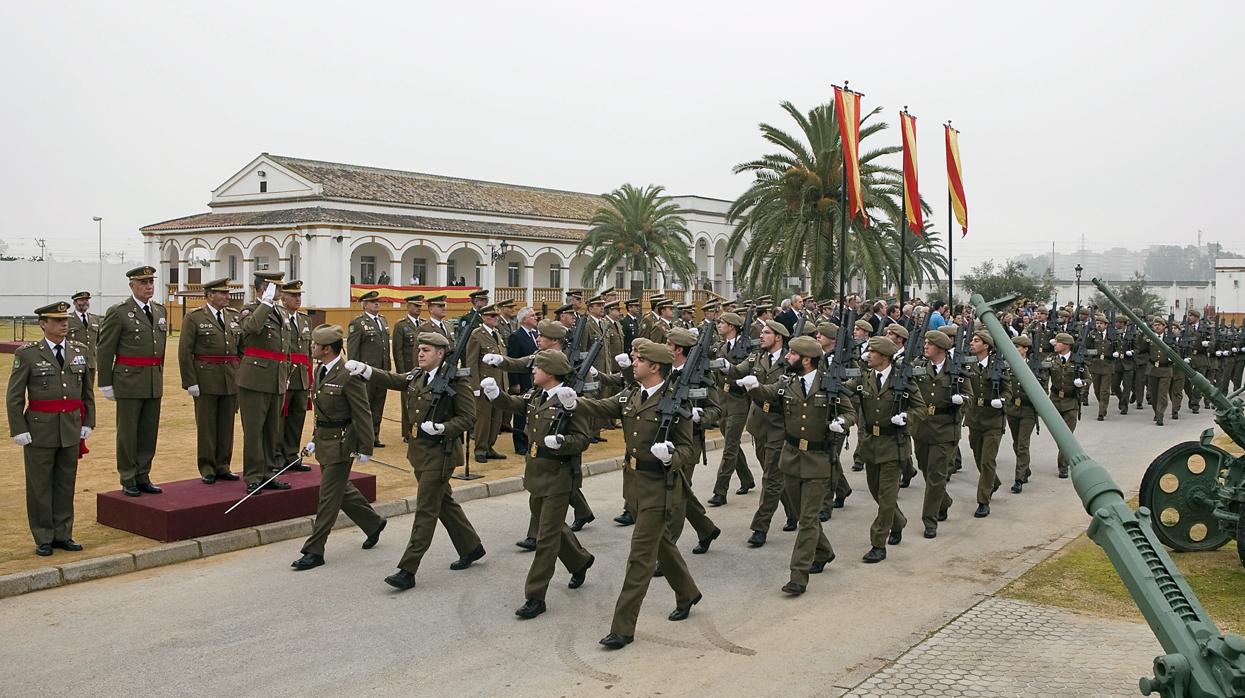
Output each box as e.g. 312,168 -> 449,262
530,443 -> 539,458
872,424 -> 880,436
927,404 -> 936,416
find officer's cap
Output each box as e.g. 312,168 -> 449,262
867,336 -> 898,357
604,300 -> 620,310
281,280 -> 304,294
405,294 -> 425,304
425,294 -> 447,306
126,265 -> 158,280
497,298 -> 516,309
358,290 -> 380,302
253,270 -> 283,285
418,332 -> 451,348
701,301 -> 719,312
587,295 -> 604,306
469,289 -> 490,300
555,303 -> 575,315
202,277 -> 232,292
479,304 -> 500,317
653,298 -> 675,310
624,298 -> 640,308
667,327 -> 697,348
310,324 -> 344,345
537,320 -> 567,340
763,319 -> 789,338
36,301 -> 70,319
634,340 -> 674,364
926,331 -> 953,350
70,291 -> 91,301
532,349 -> 571,376
788,335 -> 823,359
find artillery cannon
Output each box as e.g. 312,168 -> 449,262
971,292 -> 1245,698
1093,278 -> 1245,566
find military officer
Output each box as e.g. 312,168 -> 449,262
643,298 -> 674,344
1184,309 -> 1214,413
357,332 -> 485,591
392,294 -> 425,442
854,336 -> 925,563
848,318 -> 874,473
661,327 -> 722,554
466,304 -> 507,462
701,301 -> 720,339
963,330 -> 1010,518
604,301 -> 626,369
1048,332 -> 1085,474
8,301 -> 95,556
709,312 -> 761,510
348,290 -> 392,448
883,323 -> 918,487
736,335 -> 856,595
497,298 -> 518,345
1131,309 -> 1150,409
909,329 -> 968,538
97,265 -> 168,496
458,289 -> 490,334
279,281 -> 313,472
290,324 -> 386,571
1005,335 -> 1047,493
584,295 -> 613,442
575,340 -> 703,650
1024,307 -> 1054,359
67,291 -> 100,388
418,295 -> 455,342
178,278 -> 242,483
1084,313 -> 1115,421
636,296 -> 662,340
480,350 -> 595,619
237,272 -> 292,493
1170,320 -> 1188,420
1111,315 -> 1135,414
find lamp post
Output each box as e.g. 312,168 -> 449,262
1074,263 -> 1084,310
93,216 -> 103,301
488,239 -> 510,292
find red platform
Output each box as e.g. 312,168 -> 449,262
1,341 -> 25,354
96,467 -> 377,542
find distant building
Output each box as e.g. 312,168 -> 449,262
1216,257 -> 1245,316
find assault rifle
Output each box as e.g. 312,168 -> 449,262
819,309 -> 861,410
945,321 -> 974,405
654,319 -> 715,519
729,303 -> 757,363
564,314 -> 588,363
1070,316 -> 1095,389
888,307 -> 928,441
547,336 -> 603,479
427,313 -> 479,477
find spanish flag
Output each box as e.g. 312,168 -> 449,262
900,110 -> 922,235
945,124 -> 968,236
834,85 -> 867,225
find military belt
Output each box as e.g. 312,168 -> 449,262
784,436 -> 830,452
633,456 -> 666,473
289,352 -> 313,385
862,422 -> 899,437
28,399 -> 89,457
315,418 -> 351,428
115,354 -> 163,367
243,347 -> 289,362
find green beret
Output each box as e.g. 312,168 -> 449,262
925,331 -> 952,350
719,312 -> 743,328
667,327 -> 697,348
1151,317 -> 1167,328
1094,313 -> 1107,323
886,323 -> 909,340
867,336 -> 898,357
418,332 -> 450,348
788,335 -> 823,359
537,320 -> 567,340
631,337 -> 653,352
973,329 -> 994,347
1012,335 -> 1032,348
634,340 -> 674,364
1054,332 -> 1075,345
764,319 -> 789,338
854,319 -> 873,333
817,323 -> 839,338
310,324 -> 344,345
801,324 -> 817,337
532,349 -> 571,376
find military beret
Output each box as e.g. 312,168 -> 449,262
764,319 -> 790,338
817,322 -> 839,338
1012,335 -> 1032,348
1094,313 -> 1107,323
358,290 -> 380,302
425,295 -> 447,306
937,324 -> 959,336
537,320 -> 567,340
35,301 -> 70,319
70,290 -> 91,301
634,340 -> 674,364
418,332 -> 451,348
469,289 -> 490,300
867,336 -> 898,357
310,324 -> 344,345
719,312 -> 743,328
555,304 -> 575,315
973,329 -> 994,347
1130,308 -> 1143,315
281,280 -> 304,294
925,331 -> 953,350
1113,314 -> 1127,323
405,294 -> 425,304
479,303 -> 500,316
801,324 -> 817,337
853,319 -> 873,333
587,295 -> 604,306
1054,332 -> 1075,345
667,327 -> 697,348
532,349 -> 572,376
631,337 -> 653,351
886,324 -> 909,340
202,277 -> 232,291
1151,317 -> 1167,327
126,265 -> 158,280
1187,309 -> 1201,318
788,335 -> 823,359
253,270 -> 283,284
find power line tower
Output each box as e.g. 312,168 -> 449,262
34,238 -> 46,261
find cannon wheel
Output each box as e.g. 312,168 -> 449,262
1139,441 -> 1232,552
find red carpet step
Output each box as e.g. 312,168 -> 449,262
97,466 -> 376,542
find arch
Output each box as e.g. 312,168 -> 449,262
284,238 -> 302,280
712,238 -> 728,294
348,234 -> 402,254
161,238 -> 180,257
351,241 -> 393,285
217,242 -> 244,283
569,254 -> 592,290
493,249 -> 527,288
249,241 -> 280,273
694,235 -> 710,290
243,234 -> 284,254
400,244 -> 440,286
533,250 -> 563,289
447,246 -> 482,287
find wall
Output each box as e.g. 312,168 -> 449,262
1215,258 -> 1244,314
909,277 -> 1216,315
0,259 -> 136,315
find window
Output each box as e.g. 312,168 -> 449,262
614,267 -> 625,290
549,264 -> 561,288
360,255 -> 376,284
507,262 -> 521,287
259,181 -> 268,193
412,257 -> 427,285
228,256 -> 238,280
255,256 -> 270,271
473,265 -> 482,287
447,259 -> 457,284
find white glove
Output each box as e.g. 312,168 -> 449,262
735,375 -> 760,390
951,394 -> 966,405
13,432 -> 32,446
80,426 -> 92,440
482,353 -> 504,366
480,377 -> 500,400
356,453 -> 370,463
890,412 -> 908,427
1073,378 -> 1085,388
589,366 -> 599,377
187,385 -> 201,398
1125,350 -> 1134,357
344,359 -> 372,379
420,421 -> 445,436
303,441 -> 315,456
260,282 -> 276,304
650,441 -> 674,464
101,386 -> 115,401
990,398 -> 1004,409
1201,340 -> 1211,347
829,418 -> 845,434
691,407 -> 703,423
689,327 -> 699,338
1049,338 -> 1057,347
708,358 -> 729,371
1234,347 -> 1241,354
553,386 -> 577,409
1184,357 -> 1192,363
543,435 -> 564,450
1112,352 -> 1120,359
614,353 -> 631,368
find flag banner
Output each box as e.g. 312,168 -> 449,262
834,85 -> 867,225
945,125 -> 968,236
900,111 -> 922,235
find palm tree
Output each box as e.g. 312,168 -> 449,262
726,101 -> 946,299
575,183 -> 698,290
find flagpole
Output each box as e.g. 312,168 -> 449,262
946,120 -> 954,305
899,106 -> 908,309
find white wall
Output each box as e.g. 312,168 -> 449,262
0,259 -> 136,315
909,277 -> 1215,315
1215,258 -> 1244,314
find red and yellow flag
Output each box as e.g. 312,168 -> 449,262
834,85 -> 867,225
900,111 -> 922,235
944,124 -> 968,236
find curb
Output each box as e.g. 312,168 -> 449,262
0,435 -> 740,601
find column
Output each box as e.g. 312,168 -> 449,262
177,259 -> 190,294
724,263 -> 734,298
707,252 -> 716,294
209,258 -> 222,281
390,258 -> 403,287
242,258 -> 256,303
560,264 -> 571,298
436,260 -> 448,286
524,265 -> 535,307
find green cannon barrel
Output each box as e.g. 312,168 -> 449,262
970,293 -> 1245,697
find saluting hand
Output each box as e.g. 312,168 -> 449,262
260,282 -> 276,304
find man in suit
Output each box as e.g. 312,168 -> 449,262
348,290 -> 392,448
97,265 -> 168,496
621,299 -> 640,350
392,294 -> 425,442
466,304 -> 507,462
775,297 -> 799,337
178,278 -> 243,484
507,307 -> 540,455
8,301 -> 96,556
67,291 -> 100,389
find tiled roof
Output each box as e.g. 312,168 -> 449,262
140,207 -> 588,242
266,155 -> 603,221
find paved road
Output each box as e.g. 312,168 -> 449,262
0,408 -> 1213,697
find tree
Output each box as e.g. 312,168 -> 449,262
1090,272 -> 1164,316
961,260 -> 1054,304
574,184 -> 697,289
725,100 -> 946,299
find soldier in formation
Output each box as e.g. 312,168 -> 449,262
178,278 -> 242,483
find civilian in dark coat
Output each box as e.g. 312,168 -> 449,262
506,311 -> 540,454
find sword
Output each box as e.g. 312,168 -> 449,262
225,453 -> 307,514
354,453 -> 408,473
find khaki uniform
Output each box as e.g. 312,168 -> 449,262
348,313 -> 392,442
369,367 -> 482,574
466,325 -> 507,456
1005,357 -> 1049,483
1085,329 -> 1115,419
67,310 -> 100,388
1024,321 -> 1054,359
642,317 -> 671,345
7,340 -> 95,544
1047,353 -> 1082,471
417,318 -> 456,344
667,360 -> 720,546
854,367 -> 925,549
392,314 -> 422,437
1138,333 -> 1173,422
494,389 -> 594,602
301,358 -> 384,556
723,346 -> 787,526
237,301 -> 291,484
577,383 -> 702,638
1132,330 -> 1150,408
712,336 -> 758,502
910,358 -> 970,529
1185,322 -> 1215,410
281,311 -> 313,464
177,305 -> 242,478
98,297 -> 168,487
964,356 -> 1011,505
1113,327 -> 1136,411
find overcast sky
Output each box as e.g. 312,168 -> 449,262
1,1 -> 1242,271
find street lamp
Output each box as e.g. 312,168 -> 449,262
93,216 -> 103,300
1074,263 -> 1084,310
489,239 -> 510,263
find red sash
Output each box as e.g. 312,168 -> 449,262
115,355 -> 163,367
243,347 -> 288,362
28,399 -> 89,458
287,352 -> 313,414
195,354 -> 240,364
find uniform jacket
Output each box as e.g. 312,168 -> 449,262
910,356 -> 972,444
237,301 -> 290,394
1005,356 -> 1050,419
98,297 -> 168,398
311,358 -> 374,464
178,305 -> 241,394
1047,352 -> 1083,411
604,317 -> 625,370
725,346 -> 787,434
67,310 -> 100,368
348,313 -> 392,370
852,366 -> 926,464
369,367 -> 474,475
749,369 -> 858,479
576,381 -> 695,473
1085,329 -> 1115,376
417,317 -> 456,344
392,315 -> 422,374
7,340 -> 95,447
1137,334 -> 1172,379
466,325 -> 506,392
963,355 -> 1011,433
495,388 -> 590,496
584,315 -> 612,374
284,310 -> 313,391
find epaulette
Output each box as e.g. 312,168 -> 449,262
67,339 -> 86,348
18,341 -> 38,350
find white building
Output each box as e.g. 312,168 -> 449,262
1216,257 -> 1244,316
141,154 -> 744,309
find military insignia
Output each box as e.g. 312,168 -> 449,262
11,356 -> 19,369
72,355 -> 86,365
928,404 -> 936,416
1015,398 -> 1022,407
127,312 -> 135,318
872,424 -> 880,436
530,443 -> 539,458
977,398 -> 984,407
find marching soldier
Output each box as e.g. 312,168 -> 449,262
1111,315 -> 1134,414
1024,307 -> 1054,359
1170,321 -> 1188,420
177,278 -> 242,483
290,324 -> 386,571
736,335 -> 856,595
348,290 -> 392,448
467,304 -> 507,462
910,329 -> 968,538
280,281 -> 313,471
1185,309 -> 1214,413
1138,318 -> 1173,425
418,295 -> 455,342
97,265 -> 167,496
8,301 -> 95,556
1085,313 -> 1115,421
392,295 -> 425,442
662,327 -> 722,555
67,291 -> 100,388
813,322 -> 853,518
848,318 -> 874,473
575,340 -> 703,650
1132,308 -> 1150,410
963,331 -> 1010,518
883,323 -> 918,488
480,350 -> 596,619
1006,335 -> 1047,493
855,336 -> 926,563
1048,332 -> 1085,474
237,272 -> 292,493
357,332 -> 486,591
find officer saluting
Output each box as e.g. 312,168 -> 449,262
97,265 -> 167,496
67,291 -> 100,388
279,280 -> 314,472
8,302 -> 96,556
238,271 -> 292,494
177,278 -> 242,484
